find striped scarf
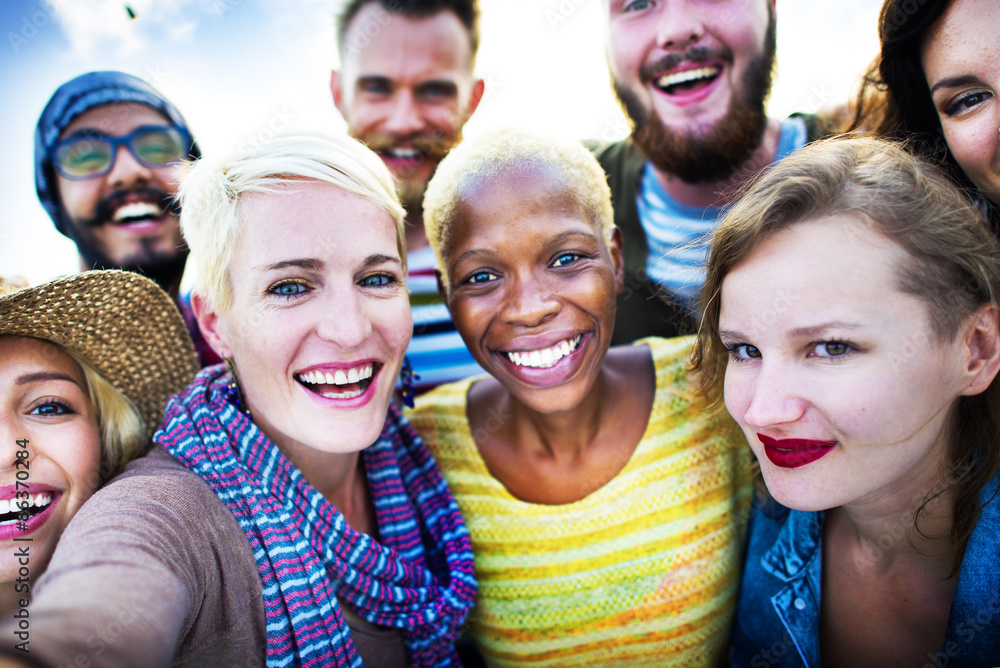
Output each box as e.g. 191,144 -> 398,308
155,365 -> 476,668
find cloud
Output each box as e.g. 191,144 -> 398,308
48,0 -> 203,57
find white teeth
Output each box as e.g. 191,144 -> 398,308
320,389 -> 363,400
112,201 -> 161,222
657,65 -> 720,90
507,335 -> 583,369
0,492 -> 53,513
387,148 -> 420,159
297,364 -> 375,387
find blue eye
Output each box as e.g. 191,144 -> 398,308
268,281 -> 308,298
464,270 -> 498,285
552,252 -> 582,268
29,400 -> 74,416
360,273 -> 397,288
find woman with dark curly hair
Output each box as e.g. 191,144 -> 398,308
852,0 -> 1000,230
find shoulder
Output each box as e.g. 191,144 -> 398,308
584,137 -> 643,173
408,378 -> 475,430
53,447 -> 255,573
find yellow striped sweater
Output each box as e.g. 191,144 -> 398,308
409,336 -> 754,667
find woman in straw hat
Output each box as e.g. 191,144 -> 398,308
0,270 -> 198,619
10,132 -> 475,668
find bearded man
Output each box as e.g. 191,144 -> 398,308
34,70 -> 219,366
331,0 -> 485,391
594,0 -> 828,343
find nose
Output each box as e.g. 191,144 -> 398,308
316,285 -> 373,350
105,143 -> 152,190
735,360 -> 808,430
500,275 -> 561,328
656,0 -> 705,50
382,90 -> 425,137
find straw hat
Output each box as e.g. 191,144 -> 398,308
0,270 -> 200,440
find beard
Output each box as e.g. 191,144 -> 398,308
358,128 -> 464,215
613,19 -> 776,185
75,227 -> 189,292
68,187 -> 189,292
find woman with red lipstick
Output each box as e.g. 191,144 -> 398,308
0,270 -> 198,618
409,128 -> 755,667
11,133 -> 476,668
692,137 -> 1000,666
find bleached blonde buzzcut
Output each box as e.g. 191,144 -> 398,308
423,127 -> 614,279
179,130 -> 406,312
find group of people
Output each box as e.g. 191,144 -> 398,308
1,0 -> 998,666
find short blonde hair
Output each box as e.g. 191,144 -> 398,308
179,131 -> 406,311
423,127 -> 614,280
65,349 -> 145,484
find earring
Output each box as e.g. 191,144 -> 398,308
224,359 -> 251,416
400,357 -> 420,409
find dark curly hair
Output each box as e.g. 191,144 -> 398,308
848,0 -> 1000,231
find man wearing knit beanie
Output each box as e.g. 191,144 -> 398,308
34,70 -> 219,367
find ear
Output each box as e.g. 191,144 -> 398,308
609,226 -> 625,294
435,268 -> 451,306
191,292 -> 234,361
466,78 -> 485,118
330,70 -> 345,114
960,304 -> 1000,396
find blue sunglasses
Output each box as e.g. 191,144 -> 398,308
50,125 -> 192,180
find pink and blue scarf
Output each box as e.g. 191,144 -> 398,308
155,365 -> 476,667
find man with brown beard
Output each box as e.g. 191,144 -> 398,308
594,0 -> 827,343
331,0 -> 485,392
34,71 -> 219,367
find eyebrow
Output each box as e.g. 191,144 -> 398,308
362,253 -> 401,269
256,258 -> 326,272
718,322 -> 862,341
929,74 -> 980,94
60,124 -> 165,140
16,371 -> 82,387
450,248 -> 499,272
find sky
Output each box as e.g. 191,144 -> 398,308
0,0 -> 882,285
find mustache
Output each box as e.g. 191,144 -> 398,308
361,132 -> 455,163
639,45 -> 731,85
77,188 -> 178,228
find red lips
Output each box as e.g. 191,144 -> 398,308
757,434 -> 837,469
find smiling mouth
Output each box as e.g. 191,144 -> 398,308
296,363 -> 378,400
0,492 -> 54,526
655,65 -> 721,95
111,201 -> 164,226
505,335 -> 582,369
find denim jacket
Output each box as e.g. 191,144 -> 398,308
730,475 -> 1000,667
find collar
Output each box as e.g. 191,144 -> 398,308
759,504 -> 825,582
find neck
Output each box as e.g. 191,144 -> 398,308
272,437 -> 375,535
652,117 -> 783,209
405,211 -> 430,253
830,449 -> 958,573
504,364 -> 629,460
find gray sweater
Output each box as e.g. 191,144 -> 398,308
7,446 -> 406,667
